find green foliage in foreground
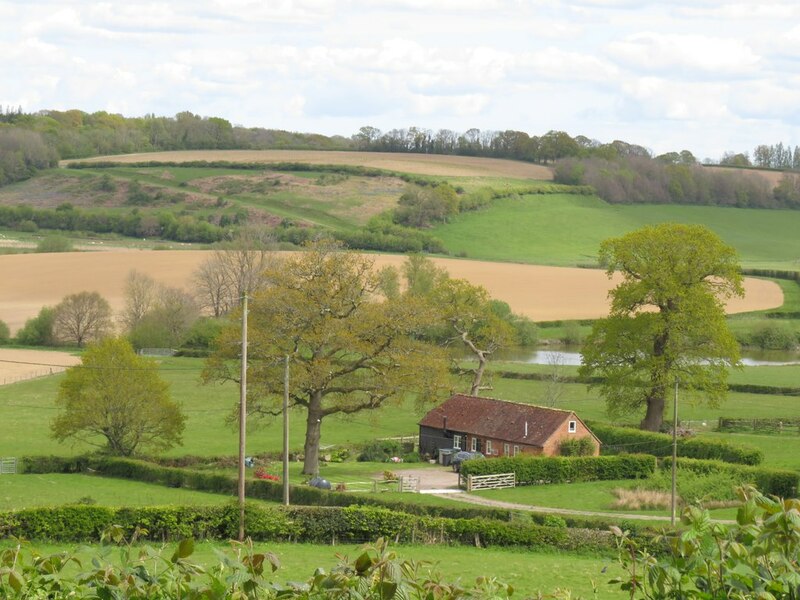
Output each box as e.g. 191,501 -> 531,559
613,487 -> 800,599
0,536 -> 518,600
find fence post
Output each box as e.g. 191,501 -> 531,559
467,474 -> 472,492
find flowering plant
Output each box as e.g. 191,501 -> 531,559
253,467 -> 280,482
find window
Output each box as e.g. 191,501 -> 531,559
503,443 -> 510,456
453,434 -> 462,449
471,437 -> 478,452
486,440 -> 493,455
568,420 -> 577,433
513,445 -> 520,456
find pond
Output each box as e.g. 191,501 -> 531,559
491,347 -> 800,367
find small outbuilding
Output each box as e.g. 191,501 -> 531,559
418,394 -> 600,459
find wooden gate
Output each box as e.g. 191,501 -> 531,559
399,475 -> 420,493
466,472 -> 515,492
0,457 -> 17,474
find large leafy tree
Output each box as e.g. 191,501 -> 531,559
203,243 -> 450,476
51,337 -> 185,455
579,224 -> 743,431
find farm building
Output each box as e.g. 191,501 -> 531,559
418,394 -> 600,459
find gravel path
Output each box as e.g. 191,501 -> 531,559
439,492 -> 736,524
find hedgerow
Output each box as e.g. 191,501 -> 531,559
587,422 -> 764,465
459,454 -> 656,484
0,504 -> 615,552
660,457 -> 798,498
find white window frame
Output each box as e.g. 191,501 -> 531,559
471,437 -> 478,452
503,443 -> 510,456
453,434 -> 462,449
513,445 -> 520,456
486,440 -> 493,455
568,420 -> 577,433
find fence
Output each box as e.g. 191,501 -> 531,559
718,417 -> 800,434
1,368 -> 63,386
465,472 -> 515,492
0,457 -> 17,474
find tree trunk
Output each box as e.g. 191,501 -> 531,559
641,329 -> 669,431
640,389 -> 666,431
469,352 -> 487,396
302,393 -> 323,476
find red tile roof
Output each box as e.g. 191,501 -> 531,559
419,394 -> 578,447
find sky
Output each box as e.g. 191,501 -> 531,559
1,0 -> 799,160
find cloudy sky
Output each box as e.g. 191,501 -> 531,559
1,0 -> 799,159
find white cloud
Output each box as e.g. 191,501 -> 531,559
608,32 -> 761,75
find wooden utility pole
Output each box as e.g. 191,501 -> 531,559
238,295 -> 248,541
670,379 -> 678,527
283,354 -> 290,506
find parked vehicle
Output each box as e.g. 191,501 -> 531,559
451,450 -> 485,472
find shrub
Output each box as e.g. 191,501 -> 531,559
0,319 -> 10,344
747,322 -> 798,350
460,454 -> 656,484
558,437 -> 596,456
588,422 -> 764,465
14,306 -> 56,346
358,439 -> 404,462
35,235 -> 73,253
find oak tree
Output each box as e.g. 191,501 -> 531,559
579,224 -> 743,431
203,243 -> 450,475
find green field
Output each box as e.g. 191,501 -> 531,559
433,194 -> 800,268
2,355 -> 799,469
0,540 -> 625,599
0,473 -> 236,509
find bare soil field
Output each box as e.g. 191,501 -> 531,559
0,251 -> 782,334
65,150 -> 554,180
0,348 -> 81,385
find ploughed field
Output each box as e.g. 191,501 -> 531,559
0,250 -> 782,334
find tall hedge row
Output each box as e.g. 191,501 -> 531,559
459,454 -> 656,484
587,422 -> 764,465
0,504 -> 614,552
19,455 -> 513,521
662,458 -> 799,498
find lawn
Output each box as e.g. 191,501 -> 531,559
471,480 -> 738,521
0,540 -> 625,599
0,473 -> 237,509
433,194 -> 800,269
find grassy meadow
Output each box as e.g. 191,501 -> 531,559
433,194 -> 800,269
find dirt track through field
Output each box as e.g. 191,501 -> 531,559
66,150 -> 554,180
0,251 -> 782,336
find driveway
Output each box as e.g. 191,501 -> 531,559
393,466 -> 461,491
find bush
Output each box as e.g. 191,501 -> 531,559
35,235 -> 73,253
460,454 -> 656,484
0,319 -> 10,344
358,439 -> 405,462
14,306 -> 56,346
747,322 -> 798,350
588,422 -> 764,465
558,437 -> 596,456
